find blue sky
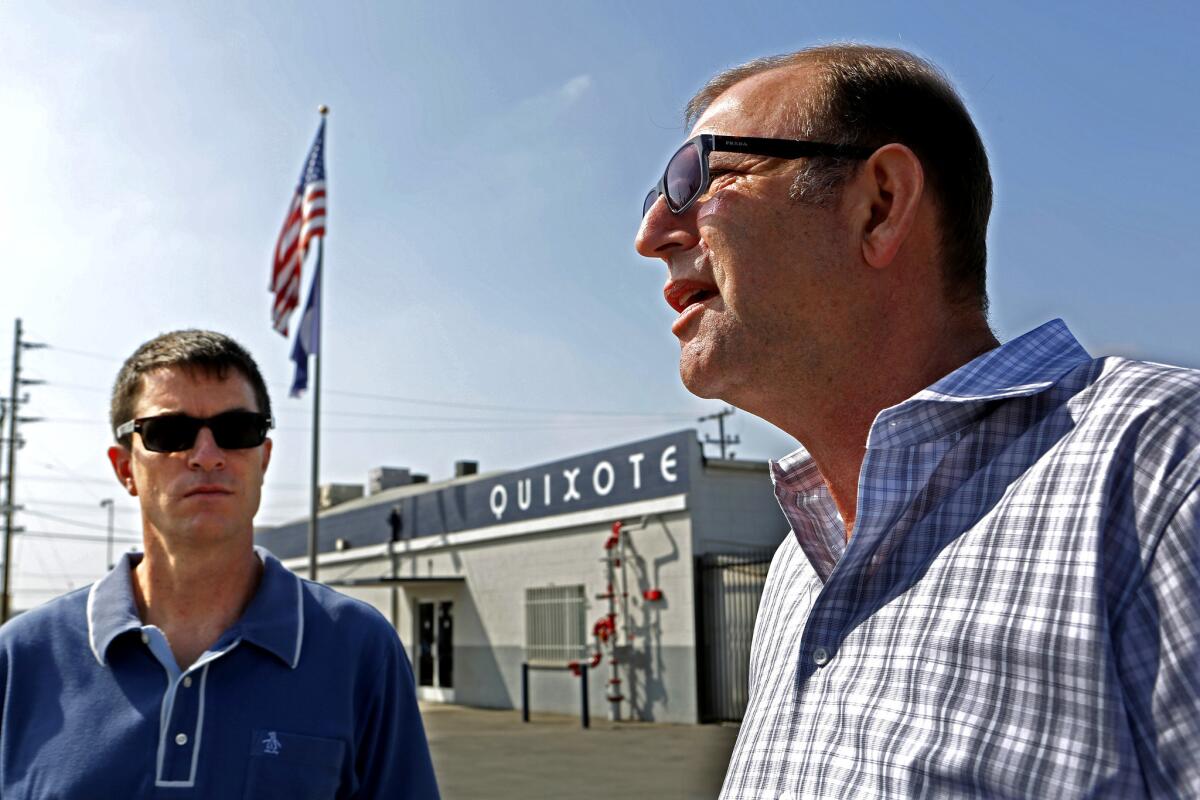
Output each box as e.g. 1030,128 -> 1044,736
1,1 -> 1197,606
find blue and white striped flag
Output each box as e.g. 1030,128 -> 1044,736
289,262 -> 320,397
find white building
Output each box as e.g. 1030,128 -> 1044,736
255,430 -> 786,724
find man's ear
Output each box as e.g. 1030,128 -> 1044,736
852,143 -> 925,270
260,437 -> 273,475
108,445 -> 138,496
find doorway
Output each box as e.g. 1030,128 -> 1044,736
416,600 -> 454,702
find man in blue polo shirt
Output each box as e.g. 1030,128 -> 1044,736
0,330 -> 439,798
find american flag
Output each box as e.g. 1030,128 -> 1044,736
270,120 -> 326,336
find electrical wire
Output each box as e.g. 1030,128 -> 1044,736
19,508 -> 140,535
17,530 -> 141,545
17,499 -> 138,513
33,351 -> 700,419
21,474 -> 312,491
35,416 -> 686,434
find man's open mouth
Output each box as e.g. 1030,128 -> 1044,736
664,280 -> 719,313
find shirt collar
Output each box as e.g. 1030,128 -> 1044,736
87,546 -> 305,670
237,547 -> 305,669
868,318 -> 1091,449
87,552 -> 144,665
770,319 -> 1092,572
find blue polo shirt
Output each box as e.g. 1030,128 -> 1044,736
0,547 -> 439,799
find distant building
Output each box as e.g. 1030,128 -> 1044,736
255,430 -> 786,724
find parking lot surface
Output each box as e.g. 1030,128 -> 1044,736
422,703 -> 738,800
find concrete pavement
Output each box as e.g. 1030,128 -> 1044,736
422,703 -> 738,800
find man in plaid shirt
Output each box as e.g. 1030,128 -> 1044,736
636,44 -> 1199,798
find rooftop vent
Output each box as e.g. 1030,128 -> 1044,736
319,483 -> 364,510
369,467 -> 412,495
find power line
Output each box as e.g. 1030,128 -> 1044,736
20,474 -> 312,491
21,474 -> 117,485
276,420 -> 678,434
21,499 -> 138,513
30,357 -> 697,419
26,497 -> 292,512
18,508 -> 140,535
37,417 -> 691,429
317,387 -> 693,418
35,415 -> 685,433
18,530 -> 141,545
39,345 -> 120,363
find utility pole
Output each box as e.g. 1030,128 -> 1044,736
698,406 -> 740,460
100,499 -> 115,570
2,319 -> 45,622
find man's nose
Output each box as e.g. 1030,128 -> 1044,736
635,196 -> 701,260
188,426 -> 226,471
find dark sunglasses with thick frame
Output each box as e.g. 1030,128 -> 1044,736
116,410 -> 273,454
642,133 -> 876,217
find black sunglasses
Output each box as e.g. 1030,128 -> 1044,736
642,134 -> 876,217
116,411 -> 273,453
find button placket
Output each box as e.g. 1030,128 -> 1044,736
160,672 -> 201,783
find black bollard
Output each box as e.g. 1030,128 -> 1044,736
521,662 -> 529,723
581,664 -> 589,729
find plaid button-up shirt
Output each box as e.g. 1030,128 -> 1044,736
721,320 -> 1200,799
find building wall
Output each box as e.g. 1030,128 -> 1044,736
689,460 -> 790,556
291,506 -> 701,724
264,431 -> 791,726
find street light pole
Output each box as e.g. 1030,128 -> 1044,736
100,499 -> 115,570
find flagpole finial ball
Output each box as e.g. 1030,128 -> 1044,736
318,105 -> 329,115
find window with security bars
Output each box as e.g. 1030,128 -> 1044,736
524,585 -> 586,666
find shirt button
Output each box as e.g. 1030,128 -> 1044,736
813,647 -> 831,667
140,632 -> 150,644
175,733 -> 188,746
182,676 -> 193,688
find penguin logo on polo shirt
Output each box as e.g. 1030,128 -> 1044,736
262,731 -> 282,755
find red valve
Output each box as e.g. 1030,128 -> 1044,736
604,520 -> 622,550
593,615 -> 616,643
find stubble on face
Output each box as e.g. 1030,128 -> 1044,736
672,68 -> 859,416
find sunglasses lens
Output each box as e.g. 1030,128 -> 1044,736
210,412 -> 270,449
140,416 -> 201,453
643,188 -> 659,218
665,141 -> 703,211
136,412 -> 268,452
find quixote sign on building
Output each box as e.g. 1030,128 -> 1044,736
256,430 -> 698,557
479,430 -> 691,524
399,430 -> 695,539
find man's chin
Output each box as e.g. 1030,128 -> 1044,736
679,357 -> 728,401
150,517 -> 251,547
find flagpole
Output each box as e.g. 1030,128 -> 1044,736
307,104 -> 328,582
308,241 -> 323,580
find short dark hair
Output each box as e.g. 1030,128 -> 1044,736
110,330 -> 272,445
686,44 -> 993,312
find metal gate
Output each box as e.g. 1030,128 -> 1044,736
695,551 -> 773,722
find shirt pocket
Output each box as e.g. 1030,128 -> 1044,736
243,729 -> 347,800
